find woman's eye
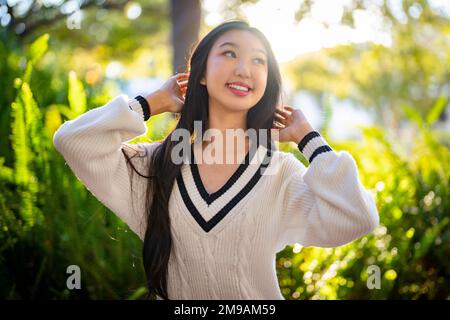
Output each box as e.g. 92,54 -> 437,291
254,58 -> 266,65
223,51 -> 265,65
223,51 -> 236,58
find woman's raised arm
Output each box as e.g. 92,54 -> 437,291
53,94 -> 157,239
53,74 -> 188,239
276,132 -> 380,249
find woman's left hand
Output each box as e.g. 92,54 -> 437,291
271,105 -> 316,144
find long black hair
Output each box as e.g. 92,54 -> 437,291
124,20 -> 282,300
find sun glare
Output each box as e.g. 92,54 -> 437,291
204,0 -> 392,63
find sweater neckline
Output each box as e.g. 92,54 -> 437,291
176,143 -> 272,233
189,142 -> 253,205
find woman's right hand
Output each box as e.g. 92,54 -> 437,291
144,73 -> 189,116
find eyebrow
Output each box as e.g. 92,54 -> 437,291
218,42 -> 267,56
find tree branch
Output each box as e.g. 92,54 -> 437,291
15,0 -> 129,39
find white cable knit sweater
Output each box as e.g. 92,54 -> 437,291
53,94 -> 379,300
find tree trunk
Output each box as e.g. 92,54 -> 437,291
170,0 -> 202,74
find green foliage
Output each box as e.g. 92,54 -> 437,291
0,33 -> 149,300
279,6 -> 450,299
286,4 -> 450,128
277,107 -> 449,299
68,71 -> 87,117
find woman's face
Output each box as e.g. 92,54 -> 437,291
201,29 -> 268,113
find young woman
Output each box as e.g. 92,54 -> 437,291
53,20 -> 379,300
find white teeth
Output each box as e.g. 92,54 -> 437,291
227,84 -> 249,92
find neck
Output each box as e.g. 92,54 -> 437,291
206,105 -> 248,133
199,101 -> 251,164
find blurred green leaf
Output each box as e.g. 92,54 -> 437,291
68,71 -> 87,116
426,96 -> 447,126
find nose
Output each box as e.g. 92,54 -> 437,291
234,59 -> 251,79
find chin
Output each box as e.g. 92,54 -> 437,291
227,98 -> 261,110
225,103 -> 255,113
211,93 -> 260,113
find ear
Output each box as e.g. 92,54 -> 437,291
200,76 -> 206,85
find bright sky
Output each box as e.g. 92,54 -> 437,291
203,0 -> 392,63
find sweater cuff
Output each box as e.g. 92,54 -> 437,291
297,131 -> 333,163
127,98 -> 145,120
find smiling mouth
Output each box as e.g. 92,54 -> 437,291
226,83 -> 252,96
